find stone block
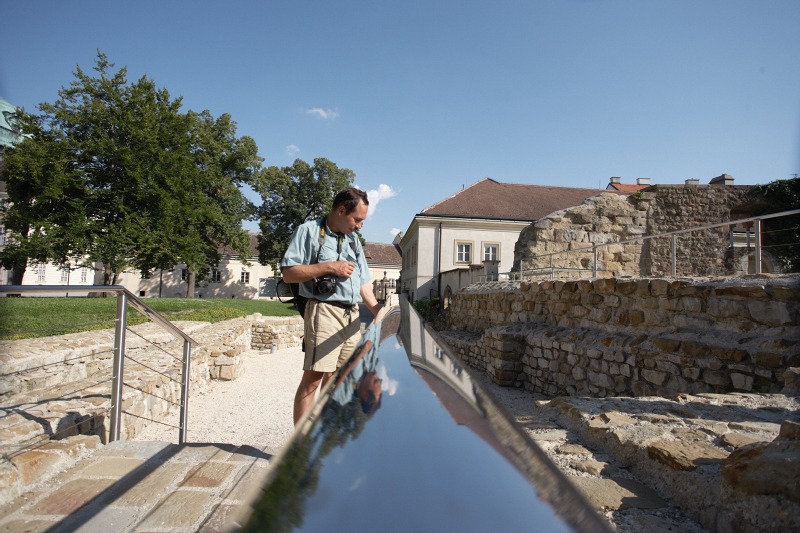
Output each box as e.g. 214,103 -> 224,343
647,439 -> 728,471
570,476 -> 666,511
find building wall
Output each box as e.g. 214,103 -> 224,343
401,216 -> 528,301
116,257 -> 279,299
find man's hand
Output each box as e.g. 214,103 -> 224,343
328,261 -> 355,279
283,261 -> 355,283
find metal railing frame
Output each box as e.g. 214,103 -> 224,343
0,285 -> 197,444
510,209 -> 800,281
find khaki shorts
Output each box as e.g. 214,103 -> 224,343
303,299 -> 361,373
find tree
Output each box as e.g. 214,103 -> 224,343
161,110 -> 262,296
749,177 -> 800,273
0,51 -> 262,292
253,157 -> 356,268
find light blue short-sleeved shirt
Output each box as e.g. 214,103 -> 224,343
281,217 -> 372,305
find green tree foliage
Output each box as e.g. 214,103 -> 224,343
0,52 -> 262,292
750,177 -> 800,272
253,157 -> 355,268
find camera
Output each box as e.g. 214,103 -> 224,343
314,275 -> 336,295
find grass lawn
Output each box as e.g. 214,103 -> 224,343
0,297 -> 299,340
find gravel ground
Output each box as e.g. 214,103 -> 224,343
135,347 -> 305,452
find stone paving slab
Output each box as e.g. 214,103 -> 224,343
0,440 -> 274,533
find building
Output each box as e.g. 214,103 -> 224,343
398,178 -> 615,303
363,235 -> 402,303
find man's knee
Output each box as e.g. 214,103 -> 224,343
298,370 -> 324,390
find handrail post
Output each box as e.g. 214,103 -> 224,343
593,244 -> 598,279
178,340 -> 192,445
109,290 -> 128,442
754,219 -> 762,274
671,235 -> 677,277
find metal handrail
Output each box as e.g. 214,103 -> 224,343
514,208 -> 800,280
0,285 -> 197,444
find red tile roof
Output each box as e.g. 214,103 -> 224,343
607,183 -> 647,193
420,178 -> 611,221
363,242 -> 402,266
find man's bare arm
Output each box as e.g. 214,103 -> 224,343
360,282 -> 382,319
282,261 -> 356,283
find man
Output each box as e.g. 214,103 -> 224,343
281,187 -> 381,424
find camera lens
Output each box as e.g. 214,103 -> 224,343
315,276 -> 336,295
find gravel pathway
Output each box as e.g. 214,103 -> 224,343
136,347 -> 305,452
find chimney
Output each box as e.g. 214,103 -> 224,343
685,178 -> 700,186
709,174 -> 734,186
636,178 -> 651,186
609,176 -> 621,184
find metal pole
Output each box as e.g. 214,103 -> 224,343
593,244 -> 598,279
671,235 -> 677,277
109,290 -> 128,442
178,340 -> 192,444
754,219 -> 762,274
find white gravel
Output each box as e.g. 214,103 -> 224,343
135,347 -> 305,453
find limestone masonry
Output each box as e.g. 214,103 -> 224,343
436,275 -> 798,398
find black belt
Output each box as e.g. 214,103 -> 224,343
315,299 -> 357,310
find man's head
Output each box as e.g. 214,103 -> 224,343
329,187 -> 369,235
356,371 -> 383,415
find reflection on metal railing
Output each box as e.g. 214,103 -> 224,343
511,209 -> 800,281
0,285 -> 197,463
235,297 -> 610,532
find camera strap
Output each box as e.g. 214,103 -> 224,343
317,217 -> 344,264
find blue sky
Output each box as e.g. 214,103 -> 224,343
2,0 -> 799,243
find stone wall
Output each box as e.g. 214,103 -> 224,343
514,192 -> 647,278
250,315 -> 305,352
642,183 -> 753,276
435,275 -> 799,398
513,183 -> 756,279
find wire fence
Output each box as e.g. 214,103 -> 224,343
0,286 -> 196,464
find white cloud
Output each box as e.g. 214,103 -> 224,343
378,364 -> 398,396
285,144 -> 300,157
363,183 -> 397,217
306,107 -> 339,120
390,227 -> 402,237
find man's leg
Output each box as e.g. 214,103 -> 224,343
294,369 -> 326,425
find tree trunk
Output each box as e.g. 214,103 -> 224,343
186,271 -> 196,298
10,260 -> 27,285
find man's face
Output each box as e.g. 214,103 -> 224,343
333,200 -> 368,234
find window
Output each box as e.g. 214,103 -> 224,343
240,270 -> 250,284
36,264 -> 46,282
0,226 -> 5,246
210,268 -> 221,283
483,243 -> 499,262
181,269 -> 188,281
60,267 -> 69,282
80,267 -> 88,283
456,242 -> 472,263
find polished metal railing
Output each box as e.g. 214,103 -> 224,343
0,285 -> 197,446
235,297 -> 611,532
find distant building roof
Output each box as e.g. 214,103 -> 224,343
606,176 -> 649,193
419,178 -> 610,222
364,242 -> 402,266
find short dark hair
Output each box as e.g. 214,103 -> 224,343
332,187 -> 369,214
